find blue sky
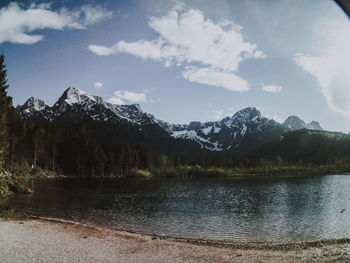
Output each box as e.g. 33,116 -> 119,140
1,0 -> 350,132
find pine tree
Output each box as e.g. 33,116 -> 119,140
0,55 -> 9,166
7,106 -> 25,164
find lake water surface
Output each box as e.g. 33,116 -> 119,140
6,175 -> 350,242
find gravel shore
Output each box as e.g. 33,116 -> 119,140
0,219 -> 349,263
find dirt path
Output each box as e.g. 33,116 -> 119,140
0,219 -> 349,262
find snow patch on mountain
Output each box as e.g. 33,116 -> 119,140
202,126 -> 212,135
241,124 -> 247,137
213,126 -> 221,133
208,141 -> 222,151
172,129 -> 223,150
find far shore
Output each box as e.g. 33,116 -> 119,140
0,217 -> 349,262
33,167 -> 350,181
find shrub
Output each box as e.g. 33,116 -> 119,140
0,169 -> 12,197
7,163 -> 32,194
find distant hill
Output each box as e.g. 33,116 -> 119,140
256,129 -> 350,163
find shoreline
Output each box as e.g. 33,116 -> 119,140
28,166 -> 350,180
1,216 -> 349,262
33,171 -> 350,181
27,215 -> 350,250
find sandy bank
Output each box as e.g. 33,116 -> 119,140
0,219 -> 349,263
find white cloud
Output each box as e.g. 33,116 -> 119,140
80,5 -> 112,26
94,82 -> 103,90
141,87 -> 156,93
258,108 -> 284,123
273,116 -> 284,123
106,96 -> 125,105
88,3 -> 265,91
261,85 -> 283,93
107,90 -> 148,105
183,67 -> 249,91
0,2 -> 112,44
88,45 -> 116,56
294,23 -> 350,115
212,109 -> 233,120
268,115 -> 284,123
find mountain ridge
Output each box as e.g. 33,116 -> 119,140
17,87 -> 324,152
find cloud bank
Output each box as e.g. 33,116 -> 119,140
294,23 -> 350,115
0,2 -> 112,44
89,3 -> 265,91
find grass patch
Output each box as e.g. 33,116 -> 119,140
146,163 -> 350,178
129,168 -> 152,177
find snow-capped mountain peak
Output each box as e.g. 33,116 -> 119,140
169,107 -> 281,151
21,97 -> 48,111
233,107 -> 261,121
55,87 -> 103,107
18,87 -> 161,127
17,97 -> 52,120
130,103 -> 143,112
220,107 -> 266,128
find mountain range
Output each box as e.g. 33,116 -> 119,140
17,87 -> 324,155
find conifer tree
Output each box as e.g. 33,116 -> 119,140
0,55 -> 9,166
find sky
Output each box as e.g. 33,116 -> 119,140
1,0 -> 350,132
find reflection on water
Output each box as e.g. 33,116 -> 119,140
7,175 -> 350,242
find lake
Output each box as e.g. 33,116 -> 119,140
6,174 -> 350,242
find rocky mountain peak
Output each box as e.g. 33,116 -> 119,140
55,87 -> 103,107
307,121 -> 323,131
129,104 -> 143,112
232,107 -> 261,122
282,116 -> 323,131
17,97 -> 51,120
283,116 -> 306,130
20,97 -> 48,111
188,121 -> 203,130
